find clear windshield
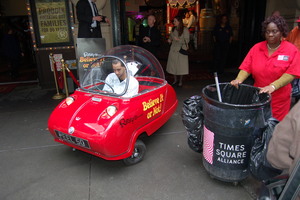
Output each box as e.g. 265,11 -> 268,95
80,45 -> 165,97
105,45 -> 164,79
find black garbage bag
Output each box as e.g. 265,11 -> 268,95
205,83 -> 267,105
181,95 -> 203,153
221,83 -> 261,104
292,78 -> 300,98
250,117 -> 283,181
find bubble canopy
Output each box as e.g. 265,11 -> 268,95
79,45 -> 165,97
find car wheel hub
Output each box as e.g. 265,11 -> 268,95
132,148 -> 139,158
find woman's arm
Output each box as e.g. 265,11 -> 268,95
230,70 -> 250,88
259,73 -> 295,94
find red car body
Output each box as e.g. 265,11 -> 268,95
48,45 -> 178,164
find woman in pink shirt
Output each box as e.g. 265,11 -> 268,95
231,15 -> 300,121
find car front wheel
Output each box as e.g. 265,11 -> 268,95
122,139 -> 146,165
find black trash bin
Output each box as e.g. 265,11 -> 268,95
201,83 -> 271,182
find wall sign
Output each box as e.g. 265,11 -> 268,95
28,0 -> 74,49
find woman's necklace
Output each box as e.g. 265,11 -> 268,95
267,43 -> 280,50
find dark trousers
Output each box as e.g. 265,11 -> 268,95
89,27 -> 102,38
6,57 -> 20,78
213,42 -> 230,74
78,26 -> 102,38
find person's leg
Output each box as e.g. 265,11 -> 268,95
213,43 -> 221,73
193,32 -> 198,50
172,75 -> 177,85
10,58 -> 20,79
91,28 -> 102,38
219,43 -> 230,74
178,75 -> 183,87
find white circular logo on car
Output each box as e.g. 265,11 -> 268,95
68,127 -> 75,134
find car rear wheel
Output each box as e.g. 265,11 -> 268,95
122,139 -> 146,165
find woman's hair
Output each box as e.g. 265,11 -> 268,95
261,15 -> 289,37
172,15 -> 184,36
190,10 -> 197,18
184,12 -> 189,18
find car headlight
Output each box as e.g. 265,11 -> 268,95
106,105 -> 117,117
65,96 -> 75,106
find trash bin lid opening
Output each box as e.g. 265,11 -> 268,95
202,83 -> 271,108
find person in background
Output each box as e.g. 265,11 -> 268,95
138,14 -> 161,58
183,12 -> 190,27
187,10 -> 198,50
286,16 -> 300,50
286,16 -> 300,103
76,0 -> 109,38
166,15 -> 189,87
103,59 -> 139,97
267,101 -> 300,200
230,15 -> 300,121
0,25 -> 23,79
134,18 -> 143,45
186,10 -> 196,31
212,14 -> 233,74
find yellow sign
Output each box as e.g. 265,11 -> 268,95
36,1 -> 70,44
143,94 -> 164,119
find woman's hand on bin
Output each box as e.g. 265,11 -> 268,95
259,85 -> 276,94
230,79 -> 242,89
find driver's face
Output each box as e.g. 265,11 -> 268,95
112,62 -> 126,81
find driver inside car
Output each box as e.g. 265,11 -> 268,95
103,59 -> 139,97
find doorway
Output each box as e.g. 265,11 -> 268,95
0,16 -> 38,83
